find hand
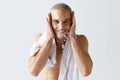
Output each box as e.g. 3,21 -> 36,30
68,11 -> 77,39
46,13 -> 55,40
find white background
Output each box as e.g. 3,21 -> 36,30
0,0 -> 120,80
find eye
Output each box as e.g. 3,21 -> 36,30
63,20 -> 70,25
64,21 -> 68,24
53,20 -> 59,24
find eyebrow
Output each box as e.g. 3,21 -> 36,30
64,18 -> 70,21
52,18 -> 70,21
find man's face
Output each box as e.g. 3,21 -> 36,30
51,9 -> 71,39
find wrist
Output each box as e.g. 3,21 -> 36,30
69,35 -> 77,40
45,38 -> 53,43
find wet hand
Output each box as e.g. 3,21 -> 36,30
46,13 -> 55,40
68,11 -> 77,39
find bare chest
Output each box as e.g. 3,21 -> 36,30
39,48 -> 63,80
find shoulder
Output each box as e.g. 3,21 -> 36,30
33,33 -> 42,42
76,34 -> 89,51
77,34 -> 88,43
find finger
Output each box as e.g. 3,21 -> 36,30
46,18 -> 53,32
48,13 -> 56,36
48,13 -> 52,25
46,18 -> 50,35
46,13 -> 52,29
48,13 -> 54,31
46,13 -> 55,37
48,13 -> 52,24
70,12 -> 76,32
72,11 -> 76,27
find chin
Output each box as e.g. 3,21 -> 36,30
57,35 -> 64,39
56,32 -> 68,39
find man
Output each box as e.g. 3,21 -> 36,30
28,3 -> 93,80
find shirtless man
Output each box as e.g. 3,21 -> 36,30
28,3 -> 93,80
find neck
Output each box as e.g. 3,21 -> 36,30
56,37 -> 66,46
57,38 -> 64,44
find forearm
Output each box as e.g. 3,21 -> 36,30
29,39 -> 53,76
70,36 -> 93,76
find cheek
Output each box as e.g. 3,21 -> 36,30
64,26 -> 70,33
67,26 -> 70,30
53,25 -> 57,30
52,23 -> 57,29
52,25 -> 58,33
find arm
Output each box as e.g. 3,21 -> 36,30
28,13 -> 54,76
69,11 -> 93,76
28,34 -> 53,76
70,35 -> 93,77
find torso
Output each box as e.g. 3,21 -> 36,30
39,45 -> 63,80
35,34 -> 87,80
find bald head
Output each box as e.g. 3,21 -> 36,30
49,3 -> 73,40
50,3 -> 72,13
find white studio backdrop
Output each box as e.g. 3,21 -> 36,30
0,0 -> 120,80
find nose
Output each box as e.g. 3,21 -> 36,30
59,22 -> 64,30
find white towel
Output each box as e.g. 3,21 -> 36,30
29,31 -> 81,80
